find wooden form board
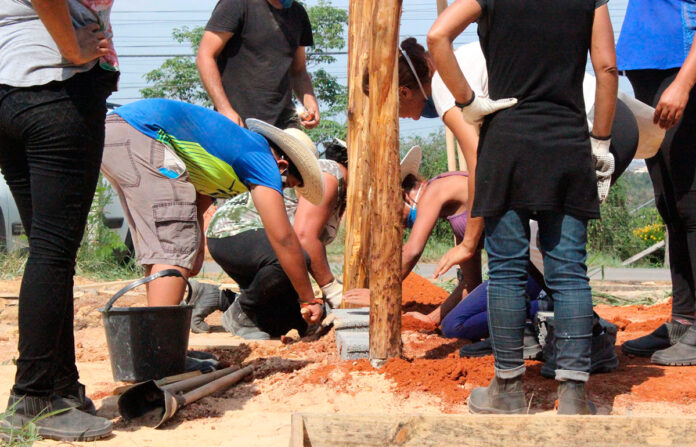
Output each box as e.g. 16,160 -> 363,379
291,412 -> 696,447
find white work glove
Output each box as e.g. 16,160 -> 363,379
320,278 -> 343,309
591,135 -> 614,204
460,92 -> 518,126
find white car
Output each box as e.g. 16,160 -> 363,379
0,175 -> 132,255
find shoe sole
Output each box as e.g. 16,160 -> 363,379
651,356 -> 696,366
466,395 -> 526,414
621,344 -> 667,358
1,419 -> 111,443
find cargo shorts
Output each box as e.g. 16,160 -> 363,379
101,114 -> 200,270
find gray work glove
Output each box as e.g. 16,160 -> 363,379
591,136 -> 614,204
187,281 -> 234,333
320,278 -> 343,309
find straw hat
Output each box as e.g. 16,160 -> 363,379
400,145 -> 422,182
246,119 -> 324,205
618,91 -> 665,159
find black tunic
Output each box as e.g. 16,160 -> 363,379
471,0 -> 602,219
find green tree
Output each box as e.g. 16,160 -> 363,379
140,1 -> 348,142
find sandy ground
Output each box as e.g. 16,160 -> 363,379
0,273 -> 692,446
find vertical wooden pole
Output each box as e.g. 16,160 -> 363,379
446,128 -> 457,171
456,141 -> 467,171
436,0 -> 457,173
342,0 -> 372,306
367,0 -> 403,367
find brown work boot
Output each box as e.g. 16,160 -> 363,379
557,380 -> 596,415
467,375 -> 526,414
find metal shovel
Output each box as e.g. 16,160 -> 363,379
118,365 -> 253,428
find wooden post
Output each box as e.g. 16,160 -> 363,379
437,0 -> 457,173
342,0 -> 372,306
367,0 -> 403,367
456,141 -> 467,171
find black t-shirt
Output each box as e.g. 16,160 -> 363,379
471,0 -> 604,220
206,0 -> 313,126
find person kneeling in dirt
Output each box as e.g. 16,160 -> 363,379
101,98 -> 324,328
190,138 -> 349,339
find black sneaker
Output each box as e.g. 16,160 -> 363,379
459,338 -> 492,358
541,319 -> 619,379
468,375 -> 527,414
621,320 -> 691,357
221,299 -> 270,340
557,380 -> 596,415
651,325 -> 696,366
1,393 -> 112,442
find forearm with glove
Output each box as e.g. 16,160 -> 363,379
320,278 -> 343,309
590,134 -> 614,204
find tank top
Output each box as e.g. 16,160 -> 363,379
427,171 -> 469,240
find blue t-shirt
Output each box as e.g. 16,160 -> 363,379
617,0 -> 696,71
113,98 -> 282,198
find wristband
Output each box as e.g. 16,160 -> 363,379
455,91 -> 476,108
589,132 -> 611,141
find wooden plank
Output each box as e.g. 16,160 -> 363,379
621,240 -> 665,266
367,0 -> 403,365
342,0 -> 373,306
293,413 -> 696,447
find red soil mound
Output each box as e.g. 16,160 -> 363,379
402,272 -> 449,314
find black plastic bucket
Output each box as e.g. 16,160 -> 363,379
99,269 -> 194,382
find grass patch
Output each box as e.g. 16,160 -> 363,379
0,398 -> 60,447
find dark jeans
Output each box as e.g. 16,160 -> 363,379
485,210 -> 593,382
0,67 -> 117,396
440,277 -> 542,341
626,69 -> 696,321
207,229 -> 308,337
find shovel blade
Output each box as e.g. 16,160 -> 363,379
118,380 -> 182,428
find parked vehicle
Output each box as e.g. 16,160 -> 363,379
0,175 -> 132,254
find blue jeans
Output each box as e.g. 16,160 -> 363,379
485,210 -> 593,382
440,278 -> 542,341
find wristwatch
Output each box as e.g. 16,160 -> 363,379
455,91 -> 476,108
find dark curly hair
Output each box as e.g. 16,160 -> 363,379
362,37 -> 430,96
323,139 -> 348,168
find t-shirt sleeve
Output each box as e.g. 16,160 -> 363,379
431,43 -> 489,118
297,5 -> 314,47
476,0 -> 488,11
595,0 -> 609,8
205,0 -> 245,34
233,149 -> 284,196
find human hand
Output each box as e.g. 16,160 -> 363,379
320,278 -> 343,308
433,242 -> 475,279
219,107 -> 244,127
68,23 -> 110,65
342,288 -> 371,307
654,80 -> 690,129
460,93 -> 517,126
403,311 -> 436,325
300,106 -> 320,129
300,302 -> 323,324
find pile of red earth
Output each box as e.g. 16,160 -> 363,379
307,274 -> 696,412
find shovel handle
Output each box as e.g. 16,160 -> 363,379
182,365 -> 253,405
162,365 -> 239,393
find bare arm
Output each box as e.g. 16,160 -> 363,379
590,4 -> 618,137
251,185 -> 315,302
427,0 -> 482,105
32,0 -> 109,65
197,30 -> 243,126
401,189 -> 441,280
654,35 -> 696,129
291,46 -> 320,128
294,173 -> 338,286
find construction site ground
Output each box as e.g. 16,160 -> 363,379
0,272 -> 691,446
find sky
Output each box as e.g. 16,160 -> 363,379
110,0 -> 632,138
